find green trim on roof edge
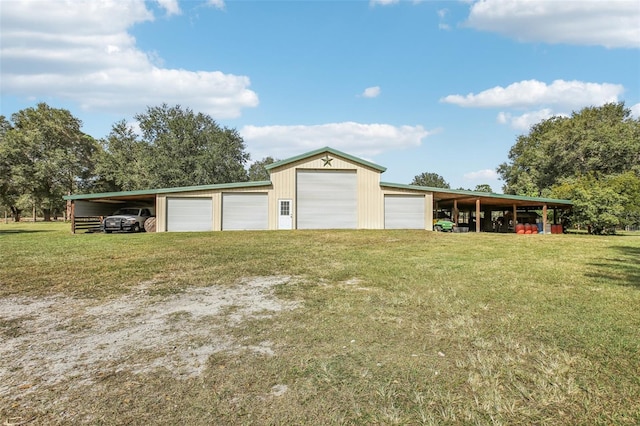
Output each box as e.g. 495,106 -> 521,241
64,180 -> 272,200
380,182 -> 572,205
265,146 -> 386,172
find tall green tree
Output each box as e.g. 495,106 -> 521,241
550,174 -> 627,235
95,120 -> 153,192
0,104 -> 98,221
498,103 -> 640,233
411,172 -> 450,188
474,184 -> 493,193
604,171 -> 640,229
498,103 -> 640,195
0,115 -> 22,220
248,156 -> 278,181
97,105 -> 251,191
138,104 -> 249,188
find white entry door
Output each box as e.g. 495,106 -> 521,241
278,199 -> 293,229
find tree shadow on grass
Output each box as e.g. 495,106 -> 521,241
0,229 -> 54,235
586,246 -> 640,289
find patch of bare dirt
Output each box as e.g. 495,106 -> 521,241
0,276 -> 298,402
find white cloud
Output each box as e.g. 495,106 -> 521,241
0,0 -> 257,118
496,111 -> 510,125
207,0 -> 226,10
370,0 -> 400,6
155,0 -> 181,16
465,0 -> 640,49
630,103 -> 640,118
240,122 -> 436,161
444,79 -> 624,130
437,8 -> 451,30
126,120 -> 143,137
361,86 -> 381,98
464,169 -> 499,180
497,108 -> 564,130
441,79 -> 623,110
462,169 -> 501,192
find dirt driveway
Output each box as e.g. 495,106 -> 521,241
0,276 -> 298,406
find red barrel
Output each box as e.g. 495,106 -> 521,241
516,224 -> 525,234
524,224 -> 532,234
531,225 -> 538,234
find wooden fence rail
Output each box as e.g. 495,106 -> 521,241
72,216 -> 103,233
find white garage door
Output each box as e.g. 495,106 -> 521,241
222,193 -> 268,230
297,170 -> 357,229
166,197 -> 212,232
385,195 -> 425,229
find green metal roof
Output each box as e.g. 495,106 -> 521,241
265,146 -> 387,172
64,146 -> 571,208
64,180 -> 272,201
380,182 -> 573,205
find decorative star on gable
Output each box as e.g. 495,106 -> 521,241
322,154 -> 333,167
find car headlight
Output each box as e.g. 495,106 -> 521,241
125,218 -> 136,224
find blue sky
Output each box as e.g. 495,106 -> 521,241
1,0 -> 639,191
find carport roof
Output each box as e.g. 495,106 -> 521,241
380,182 -> 573,209
63,180 -> 272,201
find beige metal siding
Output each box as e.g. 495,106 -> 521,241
157,187 -> 272,232
268,168 -> 296,229
358,167 -> 384,228
269,152 -> 385,229
156,195 -> 166,232
153,151 -> 437,232
424,193 -> 434,230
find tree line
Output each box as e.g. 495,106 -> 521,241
410,172 -> 494,193
410,102 -> 640,234
497,102 -> 640,234
0,103 -> 274,221
3,102 -> 639,233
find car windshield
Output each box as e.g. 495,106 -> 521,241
113,208 -> 139,215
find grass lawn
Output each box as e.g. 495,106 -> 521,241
1,222 -> 639,425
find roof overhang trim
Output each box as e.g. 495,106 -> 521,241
64,181 -> 272,201
380,182 -> 572,206
266,146 -> 387,173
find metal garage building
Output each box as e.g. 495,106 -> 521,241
65,147 -> 572,233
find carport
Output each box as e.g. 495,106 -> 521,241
431,189 -> 573,233
66,190 -> 157,233
64,181 -> 273,233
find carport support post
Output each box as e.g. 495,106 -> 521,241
453,200 -> 459,225
542,204 -> 548,234
70,200 -> 76,234
476,199 -> 481,233
512,204 -> 517,233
